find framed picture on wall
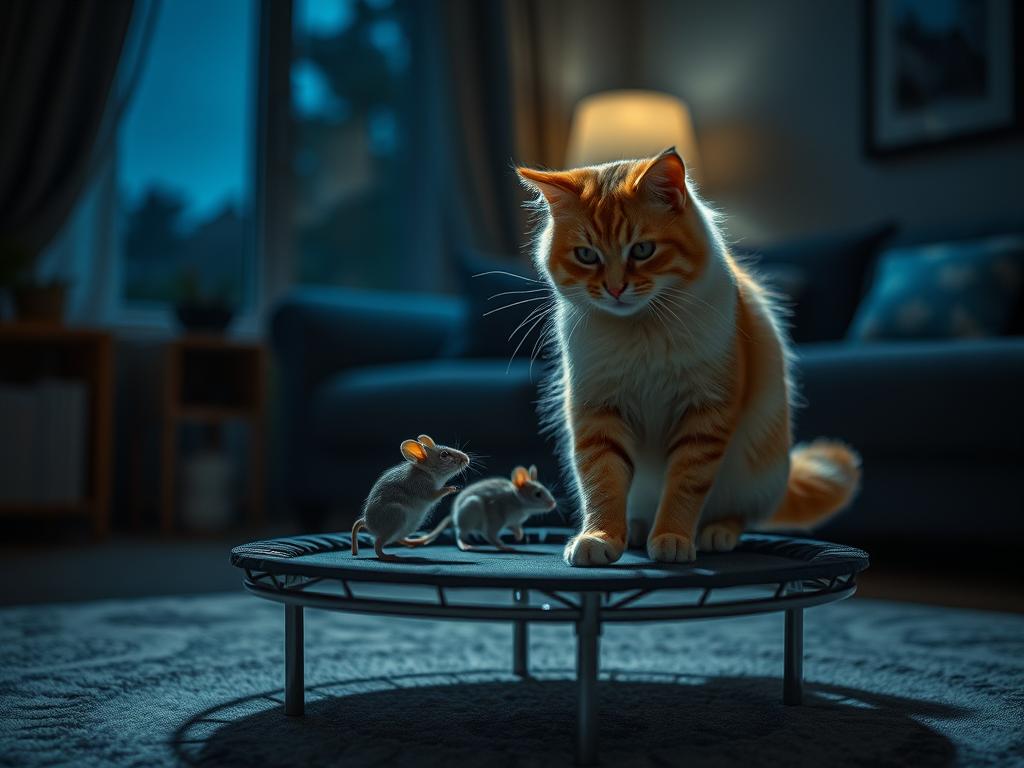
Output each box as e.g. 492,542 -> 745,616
864,0 -> 1020,156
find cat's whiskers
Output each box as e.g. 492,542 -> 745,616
660,286 -> 751,340
564,306 -> 588,348
506,308 -> 551,373
655,292 -> 714,341
483,295 -> 548,317
529,312 -> 560,380
488,288 -> 550,301
652,296 -> 699,347
508,302 -> 554,341
472,270 -> 546,285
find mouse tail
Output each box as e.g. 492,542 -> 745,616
351,518 -> 367,556
401,514 -> 452,548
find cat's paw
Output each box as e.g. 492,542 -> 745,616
564,533 -> 624,567
647,532 -> 697,563
698,522 -> 741,552
627,518 -> 650,549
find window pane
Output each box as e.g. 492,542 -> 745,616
118,0 -> 258,307
291,0 -> 414,288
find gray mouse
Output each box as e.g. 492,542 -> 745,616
351,434 -> 470,561
408,465 -> 556,551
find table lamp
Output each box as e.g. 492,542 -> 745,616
565,90 -> 700,179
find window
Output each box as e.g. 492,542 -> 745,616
291,0 -> 415,288
118,0 -> 259,310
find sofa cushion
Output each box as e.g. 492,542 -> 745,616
736,222 -> 896,343
794,339 -> 1024,456
848,235 -> 1024,341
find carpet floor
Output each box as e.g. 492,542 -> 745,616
1,592 -> 1022,767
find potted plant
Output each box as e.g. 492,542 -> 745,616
0,239 -> 69,324
173,268 -> 235,334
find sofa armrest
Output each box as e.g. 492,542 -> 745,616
270,287 -> 465,393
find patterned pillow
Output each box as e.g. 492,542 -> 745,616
848,236 -> 1024,341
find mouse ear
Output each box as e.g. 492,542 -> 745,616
512,466 -> 529,488
417,434 -> 436,448
528,465 -> 538,481
401,440 -> 428,463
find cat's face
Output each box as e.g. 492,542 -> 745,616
518,149 -> 707,318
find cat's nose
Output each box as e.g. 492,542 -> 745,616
604,282 -> 627,299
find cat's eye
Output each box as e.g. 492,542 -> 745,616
574,246 -> 600,265
630,241 -> 655,261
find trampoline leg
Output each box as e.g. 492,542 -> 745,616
513,589 -> 529,678
285,604 -> 304,716
576,592 -> 601,765
784,607 -> 803,706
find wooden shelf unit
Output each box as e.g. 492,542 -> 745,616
0,323 -> 114,535
161,335 -> 267,534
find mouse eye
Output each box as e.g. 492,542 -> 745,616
440,450 -> 450,459
535,491 -> 542,498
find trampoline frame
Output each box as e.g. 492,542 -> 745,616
234,531 -> 864,765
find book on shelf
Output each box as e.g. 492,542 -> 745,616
0,380 -> 89,506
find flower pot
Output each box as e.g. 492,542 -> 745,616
175,302 -> 234,334
13,283 -> 67,324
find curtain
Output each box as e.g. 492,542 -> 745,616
432,0 -> 522,257
30,1 -> 158,323
0,0 -> 135,253
427,0 -> 633,258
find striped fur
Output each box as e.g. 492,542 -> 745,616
517,149 -> 860,566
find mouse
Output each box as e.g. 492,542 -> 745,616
351,434 -> 470,561
406,465 -> 556,551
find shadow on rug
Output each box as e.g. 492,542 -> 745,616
176,672 -> 958,767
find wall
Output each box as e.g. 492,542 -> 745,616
639,0 -> 1024,243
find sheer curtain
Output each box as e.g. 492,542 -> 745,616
33,0 -> 159,324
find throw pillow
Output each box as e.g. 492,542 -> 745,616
847,235 -> 1024,341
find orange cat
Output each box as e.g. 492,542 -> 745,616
517,148 -> 860,566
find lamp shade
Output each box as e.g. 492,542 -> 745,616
565,90 -> 700,178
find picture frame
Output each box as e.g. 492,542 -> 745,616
864,0 -> 1021,156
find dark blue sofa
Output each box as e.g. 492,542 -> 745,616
271,286 -> 1024,547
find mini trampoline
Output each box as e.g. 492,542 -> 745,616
231,528 -> 869,764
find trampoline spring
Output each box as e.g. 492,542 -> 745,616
269,573 -> 283,591
608,589 -> 650,610
774,582 -> 788,599
827,576 -> 838,591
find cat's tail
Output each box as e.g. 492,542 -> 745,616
764,440 -> 861,529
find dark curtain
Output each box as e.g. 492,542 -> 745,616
437,0 -> 522,256
0,0 -> 134,252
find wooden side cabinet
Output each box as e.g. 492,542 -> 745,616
0,324 -> 114,536
161,336 -> 267,534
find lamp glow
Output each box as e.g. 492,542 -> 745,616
565,90 -> 700,178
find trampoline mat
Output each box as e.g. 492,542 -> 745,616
231,529 -> 868,592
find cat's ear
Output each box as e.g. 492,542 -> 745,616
512,466 -> 529,488
401,439 -> 428,463
517,167 -> 582,208
635,147 -> 687,210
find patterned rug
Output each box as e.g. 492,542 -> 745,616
1,592 -> 1022,767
